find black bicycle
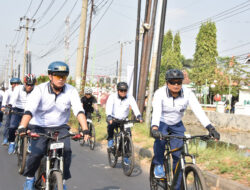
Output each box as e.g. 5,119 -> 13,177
29,131 -> 79,190
150,134 -> 211,190
107,119 -> 139,176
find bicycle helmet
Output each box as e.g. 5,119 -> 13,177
165,69 -> 184,81
85,87 -> 93,94
24,74 -> 36,85
48,61 -> 69,76
117,82 -> 128,91
10,77 -> 21,84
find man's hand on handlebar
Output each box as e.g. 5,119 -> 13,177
151,126 -> 162,139
137,115 -> 143,123
106,115 -> 113,125
206,124 -> 220,140
80,129 -> 90,141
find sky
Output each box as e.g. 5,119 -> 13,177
0,0 -> 250,82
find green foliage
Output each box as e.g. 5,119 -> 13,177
67,76 -> 76,87
159,30 -> 183,86
36,75 -> 49,84
190,22 -> 218,86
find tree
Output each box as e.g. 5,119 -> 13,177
162,30 -> 173,56
190,22 -> 218,86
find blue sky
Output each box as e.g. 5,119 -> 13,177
0,0 -> 249,80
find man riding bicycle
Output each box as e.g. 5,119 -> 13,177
7,74 -> 36,154
18,61 -> 89,190
1,78 -> 21,145
81,87 -> 101,119
106,82 -> 143,164
151,69 -> 220,190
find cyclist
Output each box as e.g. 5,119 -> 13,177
7,74 -> 36,154
1,78 -> 21,145
18,61 -> 89,190
81,87 -> 101,119
106,82 -> 143,164
151,69 -> 220,189
0,87 -> 5,127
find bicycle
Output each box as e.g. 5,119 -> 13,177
11,110 -> 28,175
107,119 -> 139,176
29,131 -> 79,190
149,134 -> 211,190
78,114 -> 100,150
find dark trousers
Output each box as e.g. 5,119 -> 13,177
2,111 -> 11,140
153,121 -> 185,190
23,125 -> 72,180
0,101 -> 3,122
8,107 -> 24,142
107,122 -> 131,141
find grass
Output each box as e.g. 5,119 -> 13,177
68,108 -> 250,186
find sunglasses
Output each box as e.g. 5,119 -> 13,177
168,80 -> 182,85
119,90 -> 127,92
53,75 -> 67,80
26,84 -> 34,87
85,94 -> 91,96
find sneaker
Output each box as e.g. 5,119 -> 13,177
8,143 -> 15,154
123,157 -> 131,166
23,178 -> 35,190
2,138 -> 8,146
154,165 -> 165,178
108,140 -> 114,148
55,184 -> 67,190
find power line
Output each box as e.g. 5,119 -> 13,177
220,41 -> 250,53
33,0 -> 56,25
30,0 -> 44,19
24,0 -> 33,17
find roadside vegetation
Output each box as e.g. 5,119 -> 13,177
69,108 -> 250,186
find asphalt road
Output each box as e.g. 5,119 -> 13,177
0,129 -> 150,190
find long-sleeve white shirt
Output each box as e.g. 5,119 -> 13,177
151,86 -> 211,128
105,93 -> 141,120
9,85 -> 34,109
25,82 -> 84,127
0,90 -> 4,102
2,88 -> 13,107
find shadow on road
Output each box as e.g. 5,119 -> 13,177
93,186 -> 121,190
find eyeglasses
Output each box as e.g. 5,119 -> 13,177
168,80 -> 182,85
85,94 -> 91,96
26,84 -> 34,87
53,75 -> 67,80
119,90 -> 127,92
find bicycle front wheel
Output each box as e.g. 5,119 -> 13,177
49,171 -> 63,190
89,124 -> 96,150
181,164 -> 207,190
18,136 -> 28,174
107,141 -> 118,168
122,135 -> 134,176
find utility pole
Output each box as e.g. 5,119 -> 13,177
65,16 -> 70,65
137,0 -> 153,115
133,0 -> 142,100
20,17 -> 35,80
146,0 -> 163,127
118,42 -> 123,82
75,0 -> 88,91
82,0 -> 94,94
154,0 -> 168,91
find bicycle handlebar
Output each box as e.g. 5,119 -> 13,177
29,132 -> 77,141
112,119 -> 140,124
160,134 -> 211,141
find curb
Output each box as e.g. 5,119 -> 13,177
134,145 -> 250,190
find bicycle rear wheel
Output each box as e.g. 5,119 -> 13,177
89,123 -> 96,150
122,135 -> 134,176
107,140 -> 118,168
49,171 -> 63,190
17,136 -> 28,174
149,157 -> 169,190
181,164 -> 207,190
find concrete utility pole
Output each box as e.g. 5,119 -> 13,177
154,0 -> 168,91
146,0 -> 163,127
137,0 -> 153,115
75,0 -> 88,91
65,16 -> 70,65
133,0 -> 142,100
20,17 -> 35,80
118,42 -> 123,82
82,0 -> 94,94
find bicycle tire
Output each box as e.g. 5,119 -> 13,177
49,171 -> 63,190
35,158 -> 46,189
122,135 -> 135,176
89,123 -> 96,150
149,157 -> 169,190
107,138 -> 118,168
181,164 -> 207,190
18,136 -> 28,174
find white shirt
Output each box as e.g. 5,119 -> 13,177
25,82 -> 84,127
106,93 -> 141,119
9,85 -> 34,109
2,88 -> 13,107
151,86 -> 211,128
0,90 -> 4,102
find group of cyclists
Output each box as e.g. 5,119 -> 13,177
0,60 -> 220,190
